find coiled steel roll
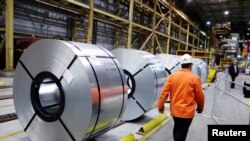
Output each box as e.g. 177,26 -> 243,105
112,49 -> 167,121
13,39 -> 127,141
193,58 -> 209,83
156,54 -> 207,83
156,54 -> 181,74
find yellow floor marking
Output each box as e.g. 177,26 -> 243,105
0,130 -> 24,140
0,104 -> 12,108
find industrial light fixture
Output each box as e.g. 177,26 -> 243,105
224,10 -> 229,15
206,21 -> 211,25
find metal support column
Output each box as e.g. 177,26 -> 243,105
87,0 -> 94,43
166,10 -> 172,54
71,18 -> 77,41
198,33 -> 200,49
178,20 -> 182,50
114,0 -> 120,49
192,36 -> 195,49
5,0 -> 14,70
204,38 -> 209,49
114,28 -> 119,49
0,36 -> 5,55
127,0 -> 134,48
185,23 -> 190,50
93,20 -> 97,44
177,42 -> 181,50
152,0 -> 157,54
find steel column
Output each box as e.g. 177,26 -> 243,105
71,18 -> 77,41
5,0 -> 14,70
166,10 -> 172,54
0,36 -> 5,55
185,23 -> 190,50
152,0 -> 157,54
198,33 -> 200,49
127,0 -> 134,48
114,28 -> 119,49
87,0 -> 94,43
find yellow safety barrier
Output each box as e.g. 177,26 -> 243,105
138,120 -> 168,141
137,114 -> 167,135
86,118 -> 114,134
120,133 -> 136,141
0,104 -> 13,108
0,130 -> 24,140
0,81 -> 5,86
206,68 -> 216,83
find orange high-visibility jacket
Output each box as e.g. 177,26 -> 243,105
158,69 -> 204,118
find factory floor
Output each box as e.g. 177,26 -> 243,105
0,73 -> 249,141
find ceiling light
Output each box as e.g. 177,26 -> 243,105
247,33 -> 250,36
248,28 -> 250,31
224,11 -> 229,15
206,21 -> 211,25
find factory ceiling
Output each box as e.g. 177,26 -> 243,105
175,0 -> 250,39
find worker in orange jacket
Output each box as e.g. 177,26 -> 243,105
158,54 -> 205,141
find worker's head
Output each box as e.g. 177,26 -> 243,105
233,59 -> 237,64
180,54 -> 193,70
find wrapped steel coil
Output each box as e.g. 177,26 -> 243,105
156,54 -> 207,83
13,39 -> 127,141
192,62 -> 202,79
156,54 -> 181,74
112,49 -> 167,121
193,58 -> 209,83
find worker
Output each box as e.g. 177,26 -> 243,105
228,59 -> 239,89
158,54 -> 205,141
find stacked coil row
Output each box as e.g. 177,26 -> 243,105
14,39 -> 208,141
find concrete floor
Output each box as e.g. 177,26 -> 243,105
0,73 -> 249,141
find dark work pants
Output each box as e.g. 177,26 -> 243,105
230,75 -> 236,88
173,117 -> 193,141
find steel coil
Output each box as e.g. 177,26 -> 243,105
193,58 -> 209,83
13,39 -> 127,141
112,49 -> 167,121
156,54 -> 181,74
156,54 -> 207,82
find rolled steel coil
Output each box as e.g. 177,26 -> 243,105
156,54 -> 208,83
156,54 -> 181,74
112,49 -> 167,121
13,39 -> 127,141
193,58 -> 209,83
